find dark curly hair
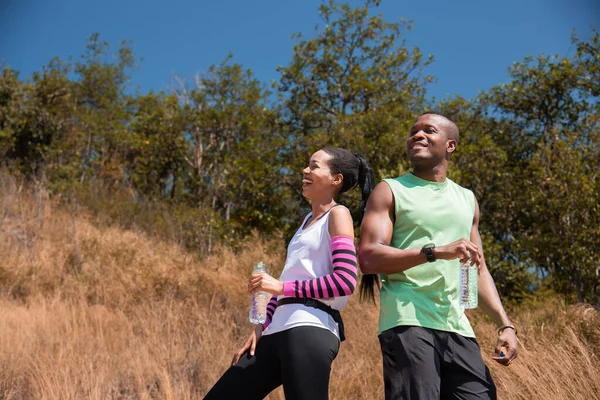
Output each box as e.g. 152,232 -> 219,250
321,147 -> 374,215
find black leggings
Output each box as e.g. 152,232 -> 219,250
204,326 -> 340,400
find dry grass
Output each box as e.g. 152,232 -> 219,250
0,179 -> 599,399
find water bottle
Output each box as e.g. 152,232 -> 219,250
459,261 -> 478,309
249,262 -> 269,324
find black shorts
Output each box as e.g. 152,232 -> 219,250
379,325 -> 497,400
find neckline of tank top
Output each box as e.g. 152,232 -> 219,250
407,172 -> 450,190
301,204 -> 341,232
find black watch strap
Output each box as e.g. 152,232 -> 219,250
421,243 -> 436,263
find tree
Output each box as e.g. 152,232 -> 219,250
129,91 -> 189,200
176,57 -> 289,233
479,30 -> 600,305
0,67 -> 23,163
277,0 -> 434,219
437,96 -> 537,301
74,33 -> 137,186
4,58 -> 78,187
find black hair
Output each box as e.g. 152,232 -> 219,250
322,147 -> 377,303
359,273 -> 381,304
321,147 -> 375,215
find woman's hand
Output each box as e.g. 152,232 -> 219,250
231,324 -> 264,366
248,272 -> 284,295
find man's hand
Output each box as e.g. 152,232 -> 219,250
435,238 -> 482,266
248,272 -> 284,295
492,327 -> 518,367
231,324 -> 264,366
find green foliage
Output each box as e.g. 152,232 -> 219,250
474,30 -> 600,305
182,58 -> 289,232
277,0 -> 434,219
0,67 -> 23,160
4,58 -> 76,181
73,33 -> 137,186
129,91 -> 189,199
436,97 -> 538,302
0,3 -> 597,306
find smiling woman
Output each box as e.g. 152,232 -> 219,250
203,147 -> 374,400
300,150 -> 337,207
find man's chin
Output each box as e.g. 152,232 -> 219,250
409,153 -> 428,163
410,155 -> 440,169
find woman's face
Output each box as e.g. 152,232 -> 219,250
302,150 -> 340,199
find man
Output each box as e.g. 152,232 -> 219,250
358,113 -> 518,399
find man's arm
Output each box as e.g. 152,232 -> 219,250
471,197 -> 519,364
358,182 -> 429,274
358,182 -> 483,274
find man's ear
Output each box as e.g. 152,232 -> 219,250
446,139 -> 457,154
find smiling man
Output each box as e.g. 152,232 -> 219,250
358,113 -> 518,400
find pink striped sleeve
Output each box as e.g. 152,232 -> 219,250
282,236 -> 357,299
262,295 -> 278,329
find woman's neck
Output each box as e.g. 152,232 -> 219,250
310,198 -> 337,218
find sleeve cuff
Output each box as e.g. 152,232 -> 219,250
283,281 -> 296,297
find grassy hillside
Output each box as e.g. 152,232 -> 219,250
1,182 -> 599,399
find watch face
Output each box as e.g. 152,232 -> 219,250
424,243 -> 435,249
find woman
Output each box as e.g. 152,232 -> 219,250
204,147 -> 374,400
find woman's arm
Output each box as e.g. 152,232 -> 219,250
249,206 -> 358,299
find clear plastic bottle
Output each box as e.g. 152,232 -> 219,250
459,261 -> 478,309
249,262 -> 269,324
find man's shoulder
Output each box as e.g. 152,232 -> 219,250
446,179 -> 476,210
447,178 -> 474,194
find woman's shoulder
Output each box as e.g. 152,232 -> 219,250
328,205 -> 354,237
329,204 -> 351,219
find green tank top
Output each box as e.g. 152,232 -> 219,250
378,173 -> 476,337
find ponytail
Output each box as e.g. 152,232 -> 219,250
359,273 -> 380,304
355,154 -> 374,216
354,153 -> 378,303
321,147 -> 378,303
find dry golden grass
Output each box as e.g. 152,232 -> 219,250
1,180 -> 599,399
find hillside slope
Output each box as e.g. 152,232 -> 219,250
1,187 -> 598,399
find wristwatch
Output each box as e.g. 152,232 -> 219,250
421,243 -> 436,263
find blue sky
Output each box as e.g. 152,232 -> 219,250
1,0 -> 598,102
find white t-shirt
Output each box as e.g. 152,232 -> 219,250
263,207 -> 350,340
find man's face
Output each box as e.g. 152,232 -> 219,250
406,114 -> 456,165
